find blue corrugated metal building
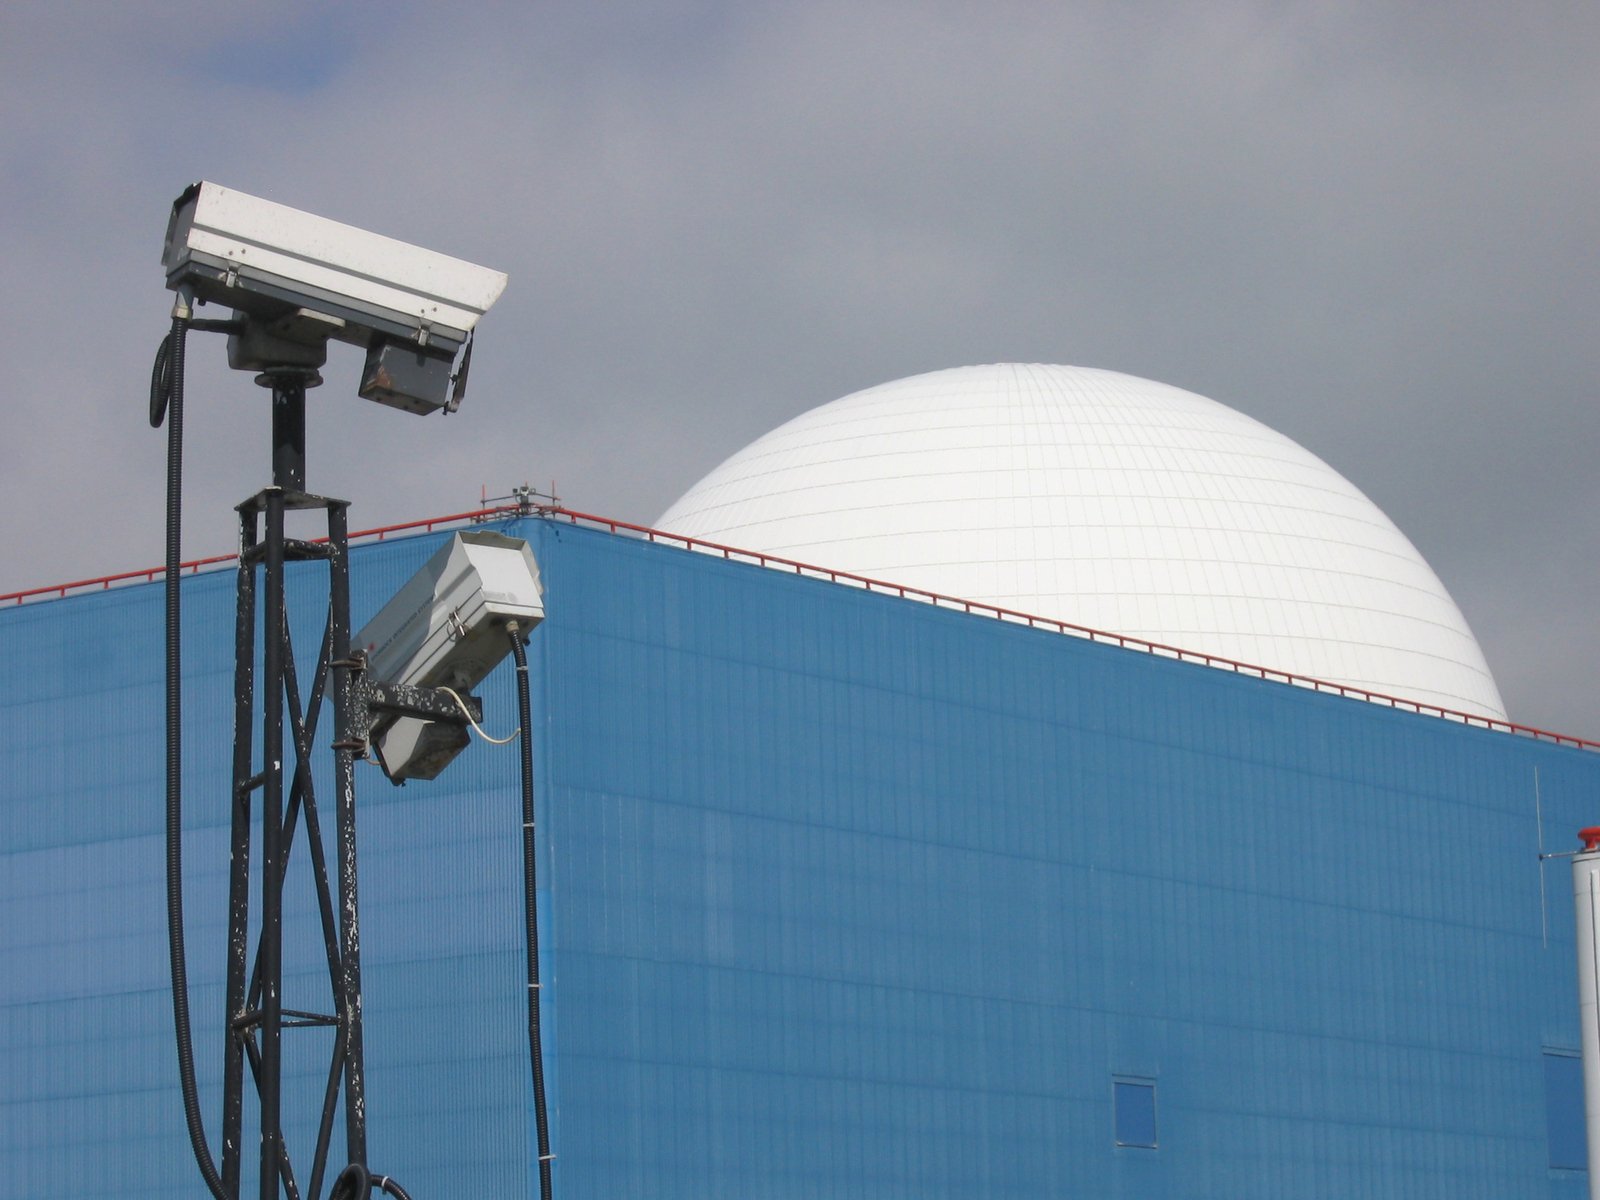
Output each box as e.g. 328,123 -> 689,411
2,513 -> 1596,1197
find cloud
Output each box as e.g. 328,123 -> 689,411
2,1 -> 1596,732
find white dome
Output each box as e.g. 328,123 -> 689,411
657,363 -> 1506,720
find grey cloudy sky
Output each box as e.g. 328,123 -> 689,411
2,2 -> 1596,734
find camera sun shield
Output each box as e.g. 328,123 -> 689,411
163,182 -> 507,410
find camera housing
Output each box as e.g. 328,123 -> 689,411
162,182 -> 507,412
356,530 -> 544,781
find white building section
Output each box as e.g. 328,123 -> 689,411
657,363 -> 1506,719
1575,832 -> 1600,1196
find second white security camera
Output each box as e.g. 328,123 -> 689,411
355,531 -> 544,781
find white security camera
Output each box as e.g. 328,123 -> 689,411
355,531 -> 543,781
162,182 -> 508,413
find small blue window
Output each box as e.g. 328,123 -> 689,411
1114,1077 -> 1157,1149
1546,1050 -> 1587,1171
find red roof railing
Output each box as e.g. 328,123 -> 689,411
0,506 -> 508,604
5,500 -> 1596,753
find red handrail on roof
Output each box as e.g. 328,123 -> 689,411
5,501 -> 1596,752
0,506 -> 506,605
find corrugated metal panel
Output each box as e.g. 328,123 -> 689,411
0,525 -> 536,1200
3,514 -> 1598,1198
526,520 -> 1597,1198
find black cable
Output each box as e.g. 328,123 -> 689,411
329,1163 -> 368,1200
331,1162 -> 413,1200
155,314 -> 229,1200
510,623 -> 555,1200
149,330 -> 172,428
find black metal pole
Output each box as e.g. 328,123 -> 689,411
269,376 -> 308,492
223,509 -> 259,1200
176,326 -> 390,1198
259,489 -> 287,1200
328,501 -> 369,1168
272,613 -> 344,1200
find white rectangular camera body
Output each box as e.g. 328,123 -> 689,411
356,530 -> 543,780
163,182 -> 508,412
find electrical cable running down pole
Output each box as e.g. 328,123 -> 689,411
155,301 -> 230,1200
509,621 -> 556,1200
